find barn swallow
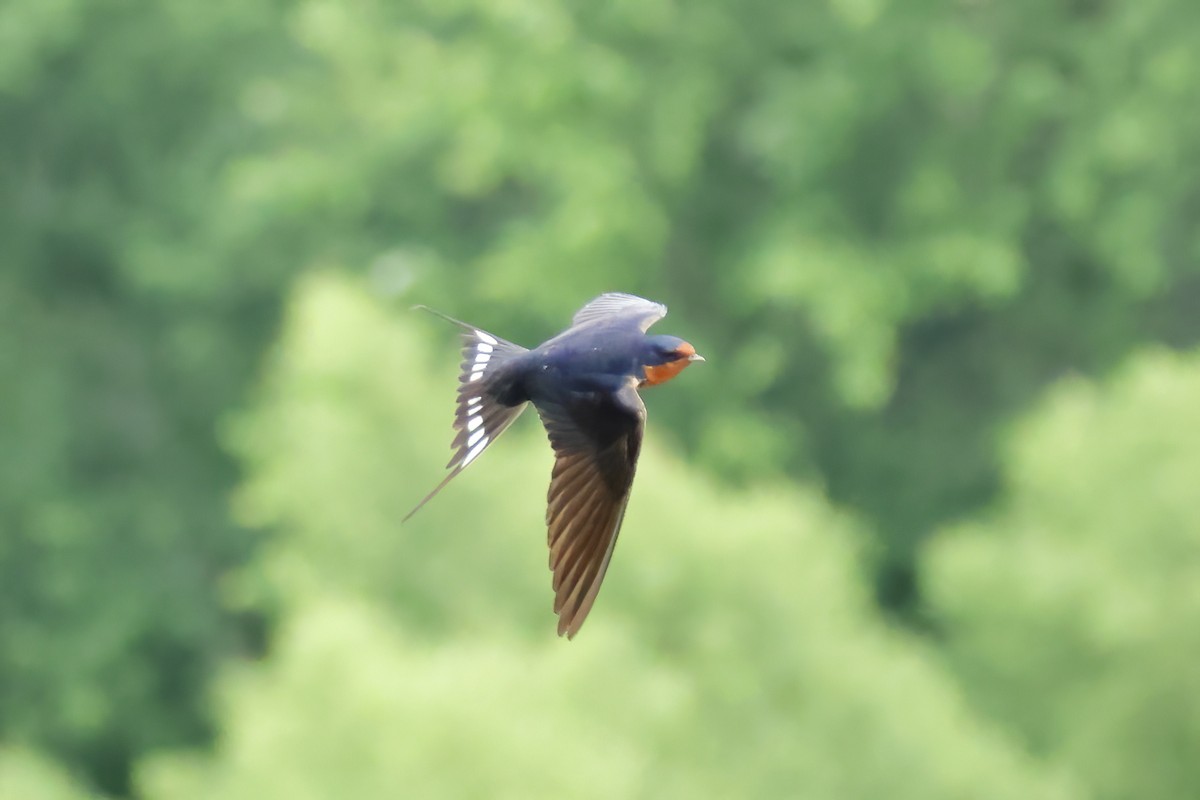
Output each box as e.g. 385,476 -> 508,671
405,293 -> 704,638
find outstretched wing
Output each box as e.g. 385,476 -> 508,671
571,293 -> 667,332
533,378 -> 646,638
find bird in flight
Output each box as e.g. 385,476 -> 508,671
405,293 -> 705,638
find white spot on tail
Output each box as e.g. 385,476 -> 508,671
466,396 -> 481,407
467,428 -> 486,448
477,343 -> 494,354
467,415 -> 483,431
475,330 -> 498,345
462,436 -> 489,466
474,353 -> 490,364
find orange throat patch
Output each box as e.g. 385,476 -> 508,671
643,357 -> 691,386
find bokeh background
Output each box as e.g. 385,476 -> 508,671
3,0 -> 1199,797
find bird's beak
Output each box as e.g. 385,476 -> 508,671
688,353 -> 705,363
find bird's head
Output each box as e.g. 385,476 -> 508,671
641,335 -> 705,386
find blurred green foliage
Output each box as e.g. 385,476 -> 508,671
927,349 -> 1200,800
0,748 -> 103,800
2,0 -> 1198,796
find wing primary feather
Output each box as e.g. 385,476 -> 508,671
546,457 -> 596,513
562,512 -> 625,639
547,470 -> 603,529
562,507 -> 625,634
548,488 -> 603,550
554,520 -> 609,601
550,490 -> 609,579
555,493 -> 622,603
551,498 -> 604,575
556,500 -> 618,605
548,456 -> 594,495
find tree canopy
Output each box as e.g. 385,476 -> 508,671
2,0 -> 1197,796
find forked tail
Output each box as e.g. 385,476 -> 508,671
404,306 -> 529,521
